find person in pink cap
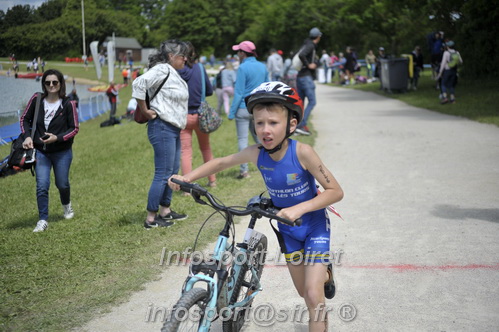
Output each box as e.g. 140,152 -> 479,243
229,40 -> 268,179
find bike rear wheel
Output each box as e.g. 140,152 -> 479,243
161,288 -> 209,332
223,235 -> 268,332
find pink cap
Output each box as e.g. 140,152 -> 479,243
277,50 -> 283,55
232,41 -> 257,55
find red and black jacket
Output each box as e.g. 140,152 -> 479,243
20,93 -> 79,153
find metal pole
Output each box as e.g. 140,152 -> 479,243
81,0 -> 86,56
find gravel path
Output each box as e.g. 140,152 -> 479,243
78,83 -> 499,332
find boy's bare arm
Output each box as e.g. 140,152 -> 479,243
169,145 -> 260,190
300,143 -> 343,203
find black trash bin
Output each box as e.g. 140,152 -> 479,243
380,58 -> 409,93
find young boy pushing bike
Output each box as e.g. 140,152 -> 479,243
169,81 -> 343,332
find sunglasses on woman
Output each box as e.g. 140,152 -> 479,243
44,80 -> 59,86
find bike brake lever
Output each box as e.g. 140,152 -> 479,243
264,207 -> 302,227
192,193 -> 208,205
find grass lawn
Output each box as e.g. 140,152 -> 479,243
0,60 -> 314,331
332,67 -> 499,126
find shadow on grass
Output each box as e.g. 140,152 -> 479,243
4,215 -> 65,230
116,211 -> 145,227
432,204 -> 499,223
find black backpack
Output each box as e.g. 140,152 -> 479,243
215,71 -> 223,89
7,93 -> 41,175
7,135 -> 36,170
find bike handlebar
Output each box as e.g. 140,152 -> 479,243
171,178 -> 301,227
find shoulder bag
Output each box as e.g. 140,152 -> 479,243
197,63 -> 222,133
292,47 -> 304,71
8,92 -> 42,175
134,70 -> 170,124
292,46 -> 315,71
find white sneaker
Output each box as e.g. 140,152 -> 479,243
294,127 -> 311,136
63,202 -> 74,219
33,220 -> 48,232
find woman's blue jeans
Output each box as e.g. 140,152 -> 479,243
147,118 -> 181,212
35,148 -> 73,221
296,75 -> 316,128
235,108 -> 259,173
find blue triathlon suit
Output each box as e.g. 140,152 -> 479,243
257,139 -> 331,263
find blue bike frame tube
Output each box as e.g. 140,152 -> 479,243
213,235 -> 228,261
182,234 -> 229,332
180,273 -> 217,332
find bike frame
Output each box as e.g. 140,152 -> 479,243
181,213 -> 265,331
167,179 -> 299,332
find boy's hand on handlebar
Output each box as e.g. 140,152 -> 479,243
168,175 -> 189,191
277,206 -> 303,225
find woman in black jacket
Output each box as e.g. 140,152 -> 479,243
21,69 -> 79,232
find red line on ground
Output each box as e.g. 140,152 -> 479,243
173,257 -> 499,272
346,263 -> 499,271
264,263 -> 499,271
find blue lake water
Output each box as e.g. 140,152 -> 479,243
0,75 -> 96,115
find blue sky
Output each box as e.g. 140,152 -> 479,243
0,0 -> 47,12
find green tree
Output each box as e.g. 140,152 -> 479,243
0,0 -> 144,59
2,4 -> 36,28
421,0 -> 499,78
0,10 -> 5,32
35,0 -> 64,22
457,0 -> 499,78
0,0 -> 496,79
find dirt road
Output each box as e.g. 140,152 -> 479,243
78,83 -> 499,331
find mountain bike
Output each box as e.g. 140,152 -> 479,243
161,178 -> 301,332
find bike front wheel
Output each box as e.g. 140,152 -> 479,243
223,235 -> 268,332
161,288 -> 210,332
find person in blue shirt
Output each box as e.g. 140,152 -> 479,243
169,82 -> 344,332
229,40 -> 268,179
430,31 -> 444,80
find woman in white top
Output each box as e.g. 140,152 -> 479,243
132,40 -> 190,228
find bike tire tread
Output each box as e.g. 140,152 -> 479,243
161,288 -> 209,332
